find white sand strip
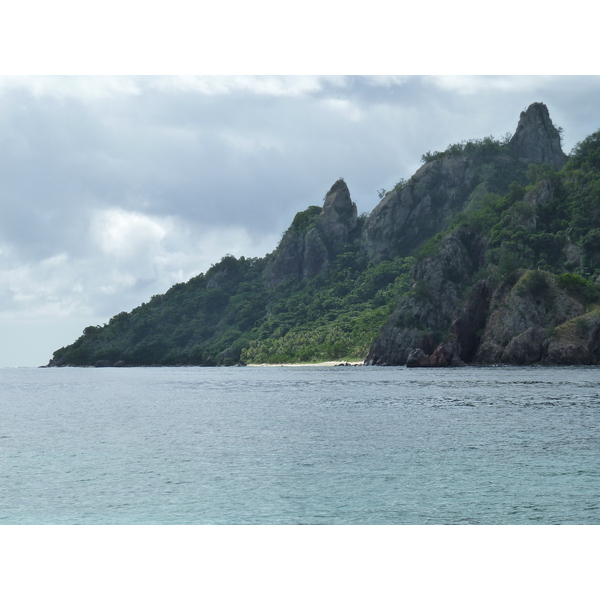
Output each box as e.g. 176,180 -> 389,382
246,361 -> 364,367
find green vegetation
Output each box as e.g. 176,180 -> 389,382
514,270 -> 551,298
241,256 -> 412,363
50,126 -> 600,367
290,205 -> 322,233
452,129 -> 600,283
420,135 -> 512,164
51,242 -> 412,366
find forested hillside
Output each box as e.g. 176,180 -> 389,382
48,103 -> 600,367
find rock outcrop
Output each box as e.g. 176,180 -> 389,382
369,252 -> 600,367
450,279 -> 492,362
361,157 -> 480,263
365,227 -> 486,365
472,272 -> 600,365
509,102 -> 567,170
406,342 -> 463,367
320,178 -> 358,253
545,310 -> 600,364
474,271 -> 585,364
266,179 -> 357,286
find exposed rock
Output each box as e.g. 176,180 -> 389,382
366,242 -> 598,367
451,279 -> 491,362
407,342 -> 463,367
521,179 -> 555,230
545,311 -> 600,364
302,226 -> 330,280
406,348 -> 428,367
266,179 -> 357,286
509,102 -> 567,170
364,101 -> 584,367
366,324 -> 436,366
501,326 -> 548,365
219,347 -> 237,366
365,227 -> 485,365
361,157 -> 478,263
320,178 -> 358,254
564,243 -> 584,270
94,360 -> 113,368
206,270 -> 229,290
369,250 -> 600,366
474,271 -> 584,364
525,178 -> 554,209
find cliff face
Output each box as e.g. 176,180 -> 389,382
471,270 -> 600,365
365,227 -> 486,365
546,310 -> 600,364
474,272 -> 584,364
361,156 -> 479,263
266,179 -> 358,286
367,237 -> 600,367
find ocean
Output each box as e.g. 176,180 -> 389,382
1,365 -> 599,524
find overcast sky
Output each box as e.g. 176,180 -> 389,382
1,75 -> 600,365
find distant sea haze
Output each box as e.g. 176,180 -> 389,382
1,365 -> 599,524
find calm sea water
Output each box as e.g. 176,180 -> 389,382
1,365 -> 599,524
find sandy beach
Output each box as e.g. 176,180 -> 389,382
246,360 -> 364,367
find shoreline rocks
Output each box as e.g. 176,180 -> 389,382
407,343 -> 465,367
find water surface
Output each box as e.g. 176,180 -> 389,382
1,366 -> 599,524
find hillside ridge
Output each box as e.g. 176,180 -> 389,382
47,102 -> 600,367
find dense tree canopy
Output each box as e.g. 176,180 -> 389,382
49,128 -> 600,367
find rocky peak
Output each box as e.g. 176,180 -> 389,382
322,179 -> 357,225
320,179 -> 358,253
509,102 -> 567,169
265,179 -> 358,286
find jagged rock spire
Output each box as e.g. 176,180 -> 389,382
320,179 -> 358,249
322,179 -> 357,224
509,102 -> 567,169
265,179 -> 357,286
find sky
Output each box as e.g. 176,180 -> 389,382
0,0 -> 599,367
1,74 -> 600,366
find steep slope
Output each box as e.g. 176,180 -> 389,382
360,102 -> 566,264
264,179 -> 358,286
365,226 -> 487,365
367,118 -> 600,366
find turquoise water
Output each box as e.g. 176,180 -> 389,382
1,365 -> 599,524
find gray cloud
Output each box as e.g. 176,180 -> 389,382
1,75 -> 600,365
